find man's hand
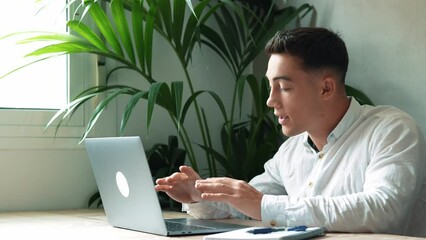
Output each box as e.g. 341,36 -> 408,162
154,165 -> 202,203
195,177 -> 263,220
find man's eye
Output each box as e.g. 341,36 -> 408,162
280,87 -> 290,92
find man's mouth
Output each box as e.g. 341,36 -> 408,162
278,115 -> 288,125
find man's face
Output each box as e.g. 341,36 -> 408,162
265,53 -> 323,137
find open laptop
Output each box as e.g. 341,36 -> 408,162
85,136 -> 248,236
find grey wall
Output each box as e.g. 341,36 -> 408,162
284,0 -> 426,135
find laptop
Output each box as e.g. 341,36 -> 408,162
85,136 -> 248,236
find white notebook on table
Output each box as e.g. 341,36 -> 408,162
204,226 -> 325,240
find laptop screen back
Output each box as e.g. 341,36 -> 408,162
85,136 -> 168,235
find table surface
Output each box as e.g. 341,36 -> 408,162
0,209 -> 424,239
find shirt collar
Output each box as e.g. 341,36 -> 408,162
327,97 -> 362,143
303,97 -> 362,149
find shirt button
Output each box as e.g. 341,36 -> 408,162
308,182 -> 314,187
318,153 -> 324,159
270,220 -> 277,226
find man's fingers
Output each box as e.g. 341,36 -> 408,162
154,184 -> 172,192
155,178 -> 167,184
195,177 -> 238,190
200,192 -> 232,203
197,177 -> 233,184
195,181 -> 233,195
156,166 -> 200,185
179,165 -> 201,180
155,172 -> 185,187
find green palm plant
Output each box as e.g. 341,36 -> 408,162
197,1 -> 313,179
28,0 -> 226,174
3,0 -> 313,177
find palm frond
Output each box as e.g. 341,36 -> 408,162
83,0 -> 124,56
111,0 -> 136,63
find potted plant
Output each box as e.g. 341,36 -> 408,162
2,0 -> 313,178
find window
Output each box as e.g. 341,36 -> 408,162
0,1 -> 67,109
0,1 -> 106,148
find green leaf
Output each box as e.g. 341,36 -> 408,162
15,32 -> 84,44
180,91 -> 204,125
258,76 -> 271,115
185,0 -> 196,17
85,0 -> 124,56
47,85 -> 139,136
25,42 -> 97,56
82,88 -> 131,141
182,0 -> 206,63
346,85 -> 374,105
200,108 -> 216,176
144,1 -> 157,77
46,85 -> 139,139
132,0 -> 146,72
45,91 -> 99,135
1,54 -> 62,79
172,0 -> 186,53
67,20 -> 109,51
182,0 -> 219,65
213,7 -> 239,71
180,90 -> 227,125
157,0 -> 172,40
200,26 -> 235,73
217,4 -> 242,60
120,90 -> 148,134
237,74 -> 260,117
88,191 -> 101,208
255,4 -> 313,55
111,0 -> 136,63
196,143 -> 232,176
171,82 -> 183,122
17,31 -> 140,76
147,82 -> 172,131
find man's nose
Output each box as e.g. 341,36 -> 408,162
266,88 -> 276,108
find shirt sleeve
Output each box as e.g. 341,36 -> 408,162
260,116 -> 426,234
185,146 -> 289,220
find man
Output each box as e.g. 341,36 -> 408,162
155,27 -> 426,236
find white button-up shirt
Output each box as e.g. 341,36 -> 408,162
187,99 -> 426,236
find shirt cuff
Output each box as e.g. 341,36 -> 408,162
181,203 -> 189,212
184,201 -> 232,219
261,194 -> 290,227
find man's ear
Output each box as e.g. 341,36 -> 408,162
320,76 -> 336,100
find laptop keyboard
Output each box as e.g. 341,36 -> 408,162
166,221 -> 214,232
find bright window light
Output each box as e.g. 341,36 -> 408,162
0,1 -> 67,109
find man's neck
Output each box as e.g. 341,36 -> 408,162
309,97 -> 351,151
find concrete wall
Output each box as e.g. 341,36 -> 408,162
284,0 -> 426,135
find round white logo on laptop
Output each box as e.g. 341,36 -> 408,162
116,171 -> 130,198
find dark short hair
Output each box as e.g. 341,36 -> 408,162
265,27 -> 349,83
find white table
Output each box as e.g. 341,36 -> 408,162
0,209 -> 423,239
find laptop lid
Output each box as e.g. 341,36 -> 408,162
85,136 -> 247,236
